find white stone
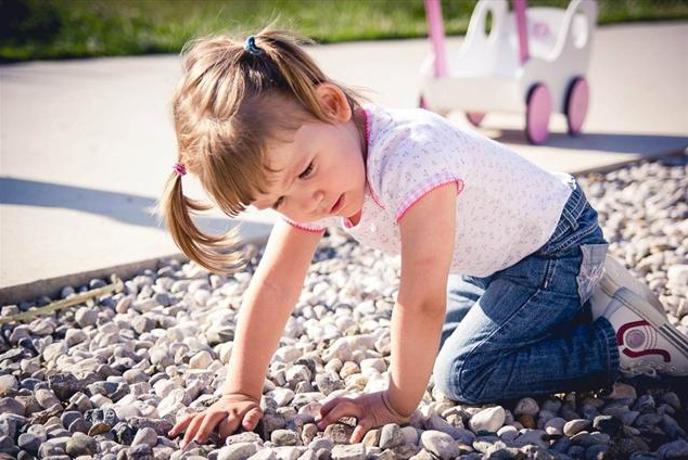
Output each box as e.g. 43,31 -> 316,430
189,350 -> 213,369
469,406 -> 506,433
0,375 -> 18,397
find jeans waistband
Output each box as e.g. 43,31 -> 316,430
539,180 -> 605,256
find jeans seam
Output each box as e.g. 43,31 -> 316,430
455,286 -> 544,400
594,317 -> 621,381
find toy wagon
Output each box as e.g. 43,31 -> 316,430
419,0 -> 598,144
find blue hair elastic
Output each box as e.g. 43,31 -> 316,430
244,36 -> 262,56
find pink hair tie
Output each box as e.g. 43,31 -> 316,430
173,162 -> 187,177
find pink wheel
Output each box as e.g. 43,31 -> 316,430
465,112 -> 486,127
525,83 -> 552,145
565,76 -> 589,136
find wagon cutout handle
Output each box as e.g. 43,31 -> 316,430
423,0 -> 530,77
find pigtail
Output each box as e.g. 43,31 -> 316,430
155,169 -> 246,275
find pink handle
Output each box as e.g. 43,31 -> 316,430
424,0 -> 447,78
513,0 -> 530,64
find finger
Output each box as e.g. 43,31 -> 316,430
242,407 -> 263,431
320,396 -> 347,417
351,420 -> 371,444
169,412 -> 196,437
193,411 -> 227,444
182,414 -> 205,448
319,399 -> 361,428
218,416 -> 241,442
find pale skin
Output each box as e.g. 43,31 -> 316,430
168,83 -> 457,447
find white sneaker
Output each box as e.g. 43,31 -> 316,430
590,254 -> 665,320
597,287 -> 688,377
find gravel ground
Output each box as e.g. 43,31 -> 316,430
1,156 -> 687,460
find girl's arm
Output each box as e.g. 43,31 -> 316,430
221,219 -> 324,399
388,182 -> 458,416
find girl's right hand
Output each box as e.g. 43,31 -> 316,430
168,393 -> 263,448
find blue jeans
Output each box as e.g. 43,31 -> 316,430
433,182 -> 620,404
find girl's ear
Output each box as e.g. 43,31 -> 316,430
315,83 -> 352,122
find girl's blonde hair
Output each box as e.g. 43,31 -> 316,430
157,24 -> 367,275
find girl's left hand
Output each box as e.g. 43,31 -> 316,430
316,391 -> 412,444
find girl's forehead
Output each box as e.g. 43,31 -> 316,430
264,120 -> 316,169
253,140 -> 303,209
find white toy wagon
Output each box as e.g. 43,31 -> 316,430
419,0 -> 598,144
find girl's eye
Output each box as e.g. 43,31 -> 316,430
273,161 -> 314,209
299,161 -> 314,179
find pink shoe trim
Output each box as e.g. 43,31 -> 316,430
617,319 -> 671,363
616,320 -> 649,346
622,348 -> 671,363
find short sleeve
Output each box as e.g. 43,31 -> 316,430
378,117 -> 465,223
281,215 -> 340,233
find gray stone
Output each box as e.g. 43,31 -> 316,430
218,442 -> 259,460
657,439 -> 688,459
592,415 -> 622,436
65,432 -> 98,457
128,443 -> 154,459
544,417 -> 566,436
308,437 -> 334,451
607,383 -> 637,402
512,430 -> 548,449
330,443 -> 366,460
324,423 -> 354,444
131,426 -> 158,448
35,389 -> 61,409
379,423 -> 405,449
662,392 -> 681,410
226,431 -> 264,446
75,307 -> 98,327
248,448 -> 278,460
563,419 -> 592,437
585,444 -> 610,460
569,432 -> 610,448
420,430 -> 459,460
362,428 -> 381,448
514,398 -> 540,417
0,375 -> 18,397
273,445 -> 306,460
17,433 -> 41,455
0,397 -> 25,416
64,329 -> 88,347
132,316 -> 156,334
272,429 -> 299,446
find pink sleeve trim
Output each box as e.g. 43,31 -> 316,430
395,176 -> 464,223
282,217 -> 327,234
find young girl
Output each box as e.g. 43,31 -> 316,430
159,27 -> 688,449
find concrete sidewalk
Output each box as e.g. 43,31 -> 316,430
1,22 -> 687,292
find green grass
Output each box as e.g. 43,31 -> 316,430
1,0 -> 687,62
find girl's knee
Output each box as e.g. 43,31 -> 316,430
432,348 -> 499,404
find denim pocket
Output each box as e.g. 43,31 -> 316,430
577,243 -> 609,304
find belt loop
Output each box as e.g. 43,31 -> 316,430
562,184 -> 585,229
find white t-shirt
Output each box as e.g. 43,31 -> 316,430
284,103 -> 574,277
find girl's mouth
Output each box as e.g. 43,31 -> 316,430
330,194 -> 344,214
